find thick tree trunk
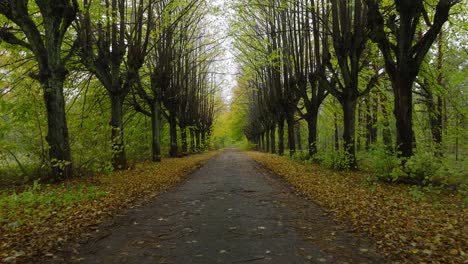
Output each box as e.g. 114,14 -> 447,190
260,133 -> 265,152
334,113 -> 340,151
169,113 -> 178,157
286,113 -> 295,156
201,131 -> 206,150
265,129 -> 270,153
180,124 -> 188,156
270,124 -> 276,154
393,78 -> 415,158
43,76 -> 72,180
306,109 -> 319,157
380,92 -> 393,151
150,102 -> 162,162
196,130 -> 201,152
190,128 -> 196,153
295,121 -> 302,151
277,118 -> 285,156
341,98 -> 357,168
110,94 -> 127,170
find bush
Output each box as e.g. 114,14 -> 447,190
317,149 -> 353,171
290,150 -> 311,162
366,145 -> 401,182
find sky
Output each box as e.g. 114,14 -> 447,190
205,0 -> 238,104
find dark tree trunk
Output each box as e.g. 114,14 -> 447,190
277,118 -> 285,156
295,121 -> 302,151
150,102 -> 162,162
261,133 -> 266,152
43,76 -> 72,180
286,113 -> 295,156
393,78 -> 415,158
180,124 -> 188,156
196,130 -> 201,152
380,92 -> 393,151
265,129 -> 270,153
169,113 -> 178,157
110,94 -> 127,169
334,112 -> 340,151
340,98 -> 357,168
306,109 -> 319,157
190,128 -> 196,153
270,125 -> 276,154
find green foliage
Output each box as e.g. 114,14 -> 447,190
316,149 -> 354,171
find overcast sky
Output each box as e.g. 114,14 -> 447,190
205,0 -> 238,103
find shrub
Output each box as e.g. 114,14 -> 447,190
317,149 -> 353,171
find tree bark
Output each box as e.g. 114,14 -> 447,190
286,113 -> 295,156
190,128 -> 196,153
110,94 -> 127,169
265,129 -> 270,153
150,101 -> 162,162
295,121 -> 302,151
393,78 -> 415,158
277,118 -> 285,156
307,113 -> 318,158
181,124 -> 188,156
340,98 -> 358,168
270,124 -> 276,154
43,76 -> 72,180
169,113 -> 178,157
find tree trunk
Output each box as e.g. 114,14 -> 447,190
150,101 -> 162,162
110,94 -> 127,170
380,91 -> 393,151
334,112 -> 340,151
295,121 -> 302,151
265,129 -> 270,153
201,131 -> 206,150
286,113 -> 295,156
393,78 -> 415,158
277,118 -> 285,156
196,130 -> 201,152
169,113 -> 178,157
306,109 -> 319,157
270,124 -> 276,154
260,133 -> 265,152
43,76 -> 73,180
180,124 -> 188,156
190,128 -> 196,153
341,98 -> 357,168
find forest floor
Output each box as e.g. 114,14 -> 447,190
48,149 -> 383,263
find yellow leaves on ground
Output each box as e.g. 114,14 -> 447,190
248,152 -> 467,264
0,152 -> 218,262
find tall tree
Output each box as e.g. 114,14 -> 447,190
365,0 -> 460,158
0,0 -> 78,180
79,0 -> 152,169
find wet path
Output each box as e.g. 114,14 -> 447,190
73,149 -> 384,263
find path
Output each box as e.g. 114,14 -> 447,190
66,149 -> 384,263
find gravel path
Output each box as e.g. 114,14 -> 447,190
70,149 -> 384,263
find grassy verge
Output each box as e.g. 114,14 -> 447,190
0,151 -> 218,262
248,151 -> 467,263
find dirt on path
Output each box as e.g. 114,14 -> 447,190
61,149 -> 385,264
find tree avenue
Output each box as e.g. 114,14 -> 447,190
230,0 -> 465,184
0,0 -> 219,181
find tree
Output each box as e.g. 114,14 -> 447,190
0,0 -> 78,180
78,0 -> 153,169
365,0 -> 461,158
